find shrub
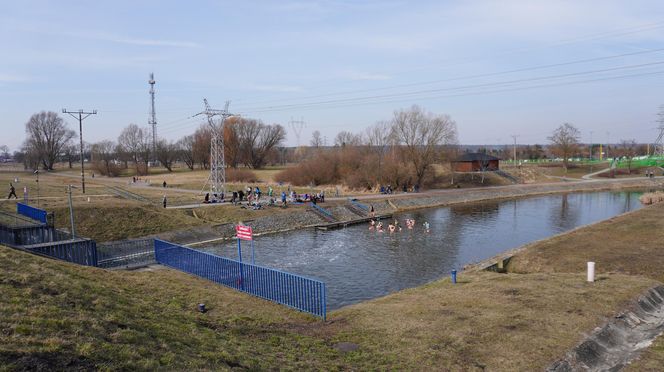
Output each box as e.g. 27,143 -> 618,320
93,161 -> 122,177
226,168 -> 258,183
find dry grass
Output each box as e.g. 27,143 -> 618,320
507,203 -> 664,282
504,202 -> 664,369
639,192 -> 664,205
0,244 -> 656,370
49,200 -> 204,242
537,162 -> 610,179
188,203 -> 307,225
0,246 -> 343,370
335,271 -> 656,370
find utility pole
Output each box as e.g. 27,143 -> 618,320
590,130 -> 594,173
511,135 -> 519,165
62,109 -> 97,194
193,99 -> 235,197
67,185 -> 76,239
148,73 -> 157,165
606,131 -> 611,160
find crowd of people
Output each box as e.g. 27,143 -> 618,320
202,185 -> 326,210
369,217 -> 430,233
379,183 -> 420,194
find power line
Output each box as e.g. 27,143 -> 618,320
230,47 -> 664,109
234,60 -> 664,113
62,109 -> 97,194
238,68 -> 664,115
158,67 -> 664,136
226,19 -> 664,107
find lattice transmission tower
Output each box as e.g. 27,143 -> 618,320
148,73 -> 157,164
193,99 -> 234,197
655,105 -> 664,156
289,117 -> 306,147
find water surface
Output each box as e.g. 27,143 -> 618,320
201,191 -> 642,309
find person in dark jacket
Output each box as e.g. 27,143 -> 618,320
7,183 -> 17,199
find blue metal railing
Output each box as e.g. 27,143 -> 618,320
17,203 -> 48,224
97,238 -> 155,268
309,202 -> 334,220
348,198 -> 369,211
22,239 -> 98,267
154,239 -> 327,319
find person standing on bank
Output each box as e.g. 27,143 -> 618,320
7,183 -> 17,199
162,195 -> 167,208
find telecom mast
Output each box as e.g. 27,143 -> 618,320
193,99 -> 234,197
148,73 -> 157,163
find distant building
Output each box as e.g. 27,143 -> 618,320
451,153 -> 500,172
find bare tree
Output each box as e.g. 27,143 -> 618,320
24,111 -> 75,170
617,139 -> 637,172
235,118 -> 286,168
91,140 -> 118,176
62,143 -> 77,169
177,135 -> 195,170
19,141 -> 40,170
548,123 -> 580,171
223,117 -> 242,168
334,131 -> 363,147
310,130 -> 323,148
391,105 -> 458,187
155,139 -> 177,172
193,125 -> 211,169
365,121 -> 393,184
0,145 -> 9,159
117,124 -> 151,175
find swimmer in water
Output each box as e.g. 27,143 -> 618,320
423,221 -> 430,232
388,224 -> 395,233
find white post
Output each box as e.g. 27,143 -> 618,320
587,262 -> 595,282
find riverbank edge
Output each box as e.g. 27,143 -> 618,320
464,202 -> 654,273
166,177 -> 663,246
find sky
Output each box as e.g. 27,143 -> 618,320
2,0 -> 664,151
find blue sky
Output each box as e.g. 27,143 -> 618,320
2,0 -> 664,151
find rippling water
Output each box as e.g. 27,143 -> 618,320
200,191 -> 642,309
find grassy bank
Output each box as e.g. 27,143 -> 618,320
0,247 -> 658,370
507,203 -> 664,282
506,203 -> 664,369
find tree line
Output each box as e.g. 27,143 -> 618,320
15,111 -> 286,176
10,109 -> 648,188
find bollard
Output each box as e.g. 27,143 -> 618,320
198,303 -> 206,313
587,262 -> 595,283
451,269 -> 457,284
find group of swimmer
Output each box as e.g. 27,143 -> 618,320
369,218 -> 430,233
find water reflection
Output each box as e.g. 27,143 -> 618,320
200,191 -> 643,309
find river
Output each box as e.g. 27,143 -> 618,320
200,190 -> 642,310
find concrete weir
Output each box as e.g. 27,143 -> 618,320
548,286 -> 664,371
